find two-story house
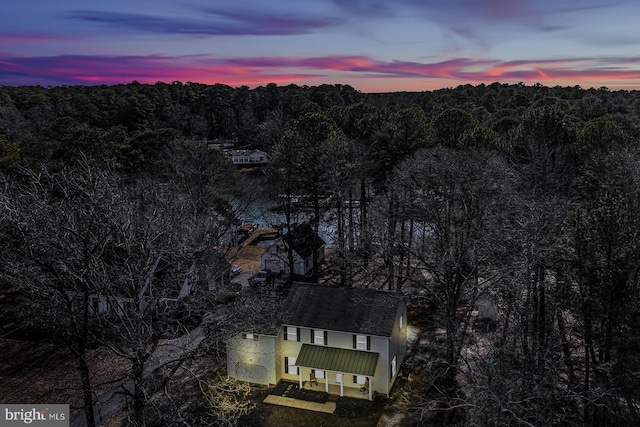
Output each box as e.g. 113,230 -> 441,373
226,283 -> 407,400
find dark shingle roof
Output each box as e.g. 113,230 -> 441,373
284,223 -> 325,259
283,283 -> 402,337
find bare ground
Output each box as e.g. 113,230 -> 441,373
0,338 -> 130,417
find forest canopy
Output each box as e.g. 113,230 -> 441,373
1,81 -> 640,426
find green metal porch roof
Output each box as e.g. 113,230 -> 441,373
295,344 -> 379,376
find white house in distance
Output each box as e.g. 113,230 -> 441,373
226,283 -> 407,400
261,223 -> 325,276
75,251 -> 231,316
223,149 -> 267,166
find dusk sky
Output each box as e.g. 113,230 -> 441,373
2,0 -> 640,92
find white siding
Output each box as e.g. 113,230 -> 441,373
227,333 -> 277,385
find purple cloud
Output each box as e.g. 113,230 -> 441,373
2,52 -> 640,90
0,53 -> 325,86
70,8 -> 340,36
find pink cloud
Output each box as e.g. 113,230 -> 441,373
1,52 -> 640,91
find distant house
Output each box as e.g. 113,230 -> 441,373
74,251 -> 231,316
261,223 -> 325,276
177,250 -> 232,297
86,294 -> 134,316
223,149 -> 267,166
226,283 -> 408,400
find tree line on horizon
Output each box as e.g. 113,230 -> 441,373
1,81 -> 640,426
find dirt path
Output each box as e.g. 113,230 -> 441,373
231,245 -> 268,275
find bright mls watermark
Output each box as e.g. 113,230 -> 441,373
1,405 -> 69,426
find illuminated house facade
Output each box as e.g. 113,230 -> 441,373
226,283 -> 407,400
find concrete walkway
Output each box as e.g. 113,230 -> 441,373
263,395 -> 336,414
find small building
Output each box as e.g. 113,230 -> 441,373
74,251 -> 231,316
261,223 -> 325,276
226,283 -> 407,400
223,149 -> 267,166
178,250 -> 232,296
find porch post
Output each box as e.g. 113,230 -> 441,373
325,375 -> 328,393
339,373 -> 344,397
299,368 -> 302,389
368,376 -> 372,401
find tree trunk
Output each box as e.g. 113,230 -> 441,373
131,356 -> 146,427
77,349 -> 96,427
556,309 -> 575,386
396,218 -> 406,292
348,188 -> 355,252
385,195 -> 397,290
536,263 -> 547,375
337,197 -> 347,285
312,187 -> 320,278
72,291 -> 96,427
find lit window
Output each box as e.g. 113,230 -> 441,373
356,375 -> 366,384
288,356 -> 298,375
336,373 -> 343,382
315,370 -> 325,379
313,329 -> 324,345
399,314 -> 403,329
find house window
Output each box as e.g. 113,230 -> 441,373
311,329 -> 327,345
336,373 -> 343,383
391,355 -> 397,378
354,334 -> 370,350
353,375 -> 366,384
288,327 -> 299,341
91,296 -> 100,314
399,314 -> 403,329
284,356 -> 299,375
315,369 -> 325,379
284,326 -> 300,341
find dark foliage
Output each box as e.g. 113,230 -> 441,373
2,81 -> 640,426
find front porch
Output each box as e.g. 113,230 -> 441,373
293,344 -> 378,401
301,378 -> 374,400
264,380 -> 377,414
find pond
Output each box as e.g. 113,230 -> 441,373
254,239 -> 276,247
229,176 -> 349,248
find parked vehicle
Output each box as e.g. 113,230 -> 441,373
472,317 -> 497,332
275,272 -> 292,295
251,269 -> 272,285
231,264 -> 242,277
275,272 -> 290,286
